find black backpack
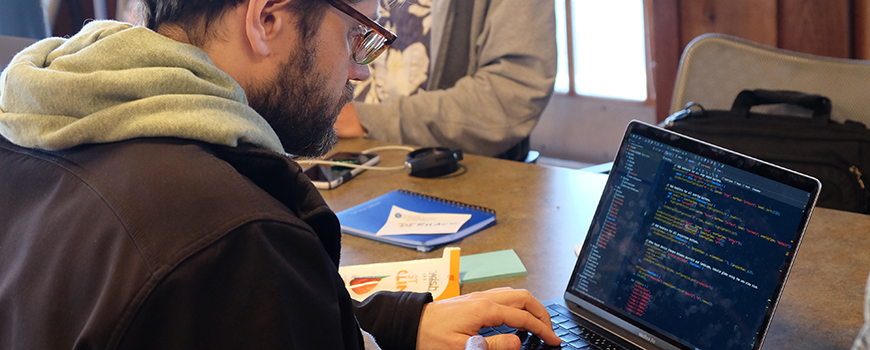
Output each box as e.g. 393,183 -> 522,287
662,89 -> 870,213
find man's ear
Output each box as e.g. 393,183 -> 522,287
245,0 -> 290,56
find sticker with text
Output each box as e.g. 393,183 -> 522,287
376,205 -> 472,236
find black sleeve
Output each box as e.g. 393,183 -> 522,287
354,291 -> 433,350
117,221 -> 364,350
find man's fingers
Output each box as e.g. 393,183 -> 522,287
466,335 -> 490,350
472,289 -> 553,329
485,334 -> 522,350
483,303 -> 562,346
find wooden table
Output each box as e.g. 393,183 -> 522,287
321,138 -> 870,350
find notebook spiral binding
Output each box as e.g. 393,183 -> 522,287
397,190 -> 496,215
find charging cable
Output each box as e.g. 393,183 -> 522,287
297,145 -> 416,171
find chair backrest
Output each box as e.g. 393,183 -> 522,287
1,34 -> 38,71
670,33 -> 870,126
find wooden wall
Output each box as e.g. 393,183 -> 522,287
649,0 -> 867,122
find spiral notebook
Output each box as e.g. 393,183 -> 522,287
336,190 -> 497,252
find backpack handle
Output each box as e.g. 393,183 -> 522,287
731,89 -> 832,123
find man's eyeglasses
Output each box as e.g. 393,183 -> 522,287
325,0 -> 398,65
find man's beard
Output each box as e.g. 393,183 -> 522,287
248,50 -> 354,157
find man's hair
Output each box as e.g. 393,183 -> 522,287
136,0 -> 330,46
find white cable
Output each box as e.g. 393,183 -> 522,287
298,160 -> 405,171
297,145 -> 417,171
361,145 -> 416,154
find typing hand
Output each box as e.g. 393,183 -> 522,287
416,287 -> 561,350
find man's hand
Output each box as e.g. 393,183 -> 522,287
416,287 -> 561,350
334,103 -> 366,138
465,335 -> 489,350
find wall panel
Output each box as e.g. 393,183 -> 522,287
649,0 -> 681,123
680,0 -> 778,48
650,0 -> 857,122
857,0 -> 870,59
778,0 -> 851,58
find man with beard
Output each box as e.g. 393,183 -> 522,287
0,0 -> 560,349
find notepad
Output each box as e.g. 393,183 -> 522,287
336,190 -> 497,252
459,249 -> 527,283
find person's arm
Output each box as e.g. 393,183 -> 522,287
117,221 -> 363,350
335,103 -> 367,138
352,0 -> 557,157
354,291 -> 433,350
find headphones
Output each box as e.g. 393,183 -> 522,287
404,147 -> 463,177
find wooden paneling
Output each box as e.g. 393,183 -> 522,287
648,0 -> 681,123
650,0 -> 858,122
857,0 -> 870,59
679,0 -> 778,48
650,0 -> 779,121
778,0 -> 851,58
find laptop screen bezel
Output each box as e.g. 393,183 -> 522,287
564,120 -> 821,350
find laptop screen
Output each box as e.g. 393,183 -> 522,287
566,121 -> 819,350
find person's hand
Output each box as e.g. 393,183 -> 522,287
333,103 -> 366,138
465,335 -> 489,350
416,287 -> 561,350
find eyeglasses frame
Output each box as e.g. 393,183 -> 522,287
324,0 -> 398,63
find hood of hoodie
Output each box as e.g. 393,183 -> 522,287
0,20 -> 284,153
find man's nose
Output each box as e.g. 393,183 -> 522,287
348,61 -> 370,81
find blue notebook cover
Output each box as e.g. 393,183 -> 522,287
336,190 -> 497,252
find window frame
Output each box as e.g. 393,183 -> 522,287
555,0 -> 655,107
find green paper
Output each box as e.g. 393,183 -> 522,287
459,249 -> 527,284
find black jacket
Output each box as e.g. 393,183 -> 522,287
0,137 -> 430,349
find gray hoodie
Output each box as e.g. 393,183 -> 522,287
0,20 -> 283,154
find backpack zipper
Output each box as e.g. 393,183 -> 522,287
850,165 -> 866,190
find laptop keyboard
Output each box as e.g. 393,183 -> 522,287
478,303 -> 627,350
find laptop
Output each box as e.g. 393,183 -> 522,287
481,120 -> 821,350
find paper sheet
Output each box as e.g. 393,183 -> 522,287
376,205 -> 472,236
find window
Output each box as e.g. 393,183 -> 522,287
554,0 -> 648,102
